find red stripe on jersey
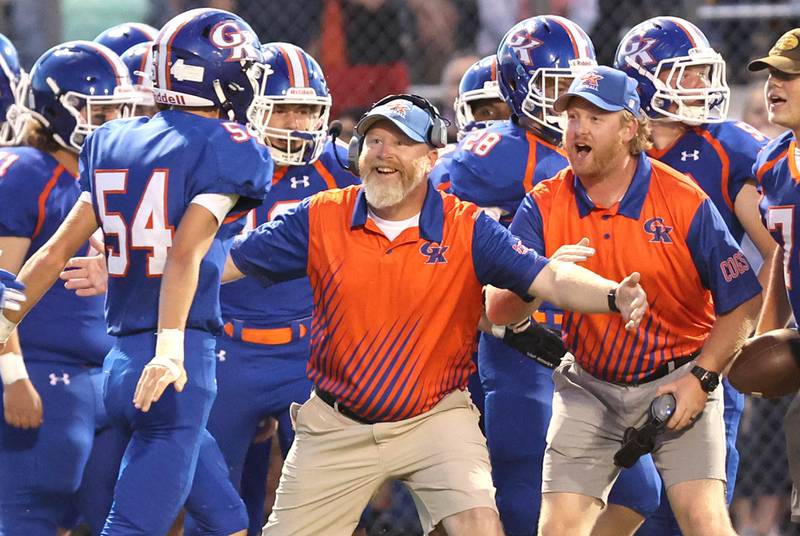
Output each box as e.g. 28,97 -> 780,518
523,131 -> 539,193
756,147 -> 789,183
271,166 -> 289,186
694,128 -> 733,211
32,164 -> 64,240
312,160 -> 338,190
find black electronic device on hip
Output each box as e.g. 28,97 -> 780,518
614,393 -> 676,468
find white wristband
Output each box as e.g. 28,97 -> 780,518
0,352 -> 28,385
155,329 -> 185,363
0,312 -> 17,345
490,324 -> 505,339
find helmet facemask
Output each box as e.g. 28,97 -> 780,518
523,58 -> 597,136
631,48 -> 729,124
247,85 -> 331,166
59,86 -> 139,150
454,80 -> 503,133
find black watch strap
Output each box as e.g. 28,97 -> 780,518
690,365 -> 719,392
608,286 -> 620,313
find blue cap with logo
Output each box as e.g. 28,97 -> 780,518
356,98 -> 435,145
554,66 -> 641,117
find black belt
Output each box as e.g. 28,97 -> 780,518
313,387 -> 376,425
621,352 -> 700,386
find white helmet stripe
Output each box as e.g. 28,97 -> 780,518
554,16 -> 593,58
154,8 -> 205,89
280,44 -> 307,88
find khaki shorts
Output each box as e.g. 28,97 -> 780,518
542,355 -> 726,505
262,389 -> 496,536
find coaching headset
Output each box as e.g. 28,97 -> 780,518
329,93 -> 448,176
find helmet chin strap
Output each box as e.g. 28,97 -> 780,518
213,79 -> 236,121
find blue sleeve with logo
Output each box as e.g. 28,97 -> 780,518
230,197 -> 310,286
686,198 -> 762,314
508,193 -> 546,255
472,211 -> 549,298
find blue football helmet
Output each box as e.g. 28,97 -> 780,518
94,22 -> 159,56
614,16 -> 729,124
0,33 -> 23,145
247,42 -> 331,166
16,40 -> 136,151
120,41 -> 156,116
497,15 -> 596,140
454,55 -> 503,134
151,8 -> 267,125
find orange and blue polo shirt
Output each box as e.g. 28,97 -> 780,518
231,181 -> 548,421
510,154 -> 761,383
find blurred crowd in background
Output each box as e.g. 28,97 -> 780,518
3,1 -> 800,534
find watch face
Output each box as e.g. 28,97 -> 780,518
692,366 -> 718,392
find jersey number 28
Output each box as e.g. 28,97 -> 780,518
94,169 -> 174,277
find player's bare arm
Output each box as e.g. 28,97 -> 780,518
3,201 -> 99,326
133,202 -> 226,412
0,236 -> 42,429
0,201 -> 97,430
754,246 -> 793,335
221,253 -> 245,284
734,182 -> 779,287
657,293 -> 761,431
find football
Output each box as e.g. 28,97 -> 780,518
728,328 -> 800,398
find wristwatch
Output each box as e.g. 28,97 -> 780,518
690,365 -> 719,393
607,286 -> 620,313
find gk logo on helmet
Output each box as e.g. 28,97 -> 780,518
621,36 -> 657,66
209,21 -> 258,62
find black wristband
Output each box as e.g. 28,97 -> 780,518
608,286 -> 620,313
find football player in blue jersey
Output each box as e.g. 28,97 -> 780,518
435,16 -> 662,535
430,54 -> 509,193
183,41 -> 360,536
0,39 -> 134,535
614,17 -> 777,536
748,28 -> 800,529
0,33 -> 22,146
119,41 -> 157,118
0,8 -> 273,535
94,22 -> 159,57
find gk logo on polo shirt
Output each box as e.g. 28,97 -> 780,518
644,217 -> 673,244
681,150 -> 700,161
420,241 -> 448,264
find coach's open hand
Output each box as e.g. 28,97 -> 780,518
656,372 -> 707,431
615,272 -> 647,331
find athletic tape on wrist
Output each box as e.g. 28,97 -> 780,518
0,312 -> 16,344
0,352 -> 28,385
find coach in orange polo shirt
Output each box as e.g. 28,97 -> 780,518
225,94 -> 648,536
487,67 -> 762,536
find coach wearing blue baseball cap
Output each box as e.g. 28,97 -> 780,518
488,64 -> 761,535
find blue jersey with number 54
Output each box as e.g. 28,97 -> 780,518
79,110 -> 272,337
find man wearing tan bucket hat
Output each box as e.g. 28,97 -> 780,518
748,28 -> 800,525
